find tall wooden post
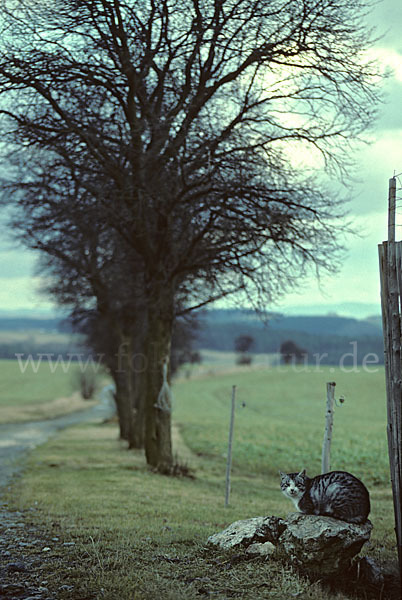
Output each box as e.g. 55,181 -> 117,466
225,385 -> 236,507
378,176 -> 402,587
321,382 -> 336,474
388,176 -> 396,242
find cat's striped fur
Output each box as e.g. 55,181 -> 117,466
279,469 -> 370,524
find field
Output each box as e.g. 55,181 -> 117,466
174,365 -> 390,486
2,360 -> 399,599
0,359 -> 98,423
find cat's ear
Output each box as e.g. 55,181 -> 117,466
298,468 -> 306,477
278,470 -> 285,478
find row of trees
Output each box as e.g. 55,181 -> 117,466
0,0 -> 381,473
234,336 -> 306,365
200,314 -> 385,365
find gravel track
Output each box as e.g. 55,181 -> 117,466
0,387 -> 115,600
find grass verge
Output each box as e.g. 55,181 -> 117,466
4,365 -> 400,599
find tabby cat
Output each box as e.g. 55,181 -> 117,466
279,469 -> 370,524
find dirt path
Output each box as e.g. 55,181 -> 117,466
0,386 -> 115,600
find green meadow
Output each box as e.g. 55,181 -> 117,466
2,360 -> 398,599
0,358 -> 98,422
174,366 -> 389,486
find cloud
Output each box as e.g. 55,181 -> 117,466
366,46 -> 402,82
1,275 -> 55,312
376,79 -> 402,131
0,245 -> 56,313
345,128 -> 402,216
367,0 -> 402,54
0,246 -> 38,278
271,211 -> 387,312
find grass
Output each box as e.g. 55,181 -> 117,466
3,364 -> 399,599
174,366 -> 389,486
0,359 -> 99,423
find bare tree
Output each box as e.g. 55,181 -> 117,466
0,0 -> 381,473
234,334 -> 255,365
170,313 -> 200,376
34,209 -> 148,448
280,339 -> 308,365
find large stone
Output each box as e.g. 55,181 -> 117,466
207,512 -> 372,577
246,542 -> 276,556
207,516 -> 286,550
280,513 -> 372,576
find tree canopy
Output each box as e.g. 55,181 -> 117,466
0,0 -> 382,472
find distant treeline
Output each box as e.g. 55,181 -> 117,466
0,311 -> 385,366
0,340 -> 87,361
0,318 -> 71,333
195,310 -> 385,366
0,318 -> 84,360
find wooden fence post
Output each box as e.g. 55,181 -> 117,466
378,176 -> 402,587
388,176 -> 396,242
225,385 -> 237,507
321,382 -> 336,474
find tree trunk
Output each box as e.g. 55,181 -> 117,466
105,316 -> 147,449
144,291 -> 174,474
128,366 -> 145,450
127,315 -> 147,450
116,331 -> 146,449
113,332 -> 136,445
112,369 -> 131,441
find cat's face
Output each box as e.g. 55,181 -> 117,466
279,469 -> 307,501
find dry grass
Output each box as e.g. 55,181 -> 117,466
0,391 -> 96,423
0,359 -> 104,423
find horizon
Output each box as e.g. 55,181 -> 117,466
0,301 -> 382,322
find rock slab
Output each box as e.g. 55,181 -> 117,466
207,516 -> 285,550
207,512 -> 372,577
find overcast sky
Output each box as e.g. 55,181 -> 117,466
1,1 -> 401,319
273,0 -> 402,318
